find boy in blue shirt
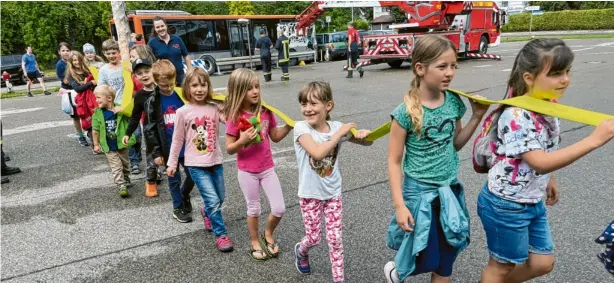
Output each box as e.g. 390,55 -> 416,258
92,85 -> 136,198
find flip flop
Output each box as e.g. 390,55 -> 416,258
260,234 -> 279,258
250,247 -> 270,261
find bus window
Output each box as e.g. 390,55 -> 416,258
110,21 -> 135,41
185,20 -> 215,52
142,19 -> 187,42
216,20 -> 230,50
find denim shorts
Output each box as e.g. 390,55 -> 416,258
477,183 -> 554,264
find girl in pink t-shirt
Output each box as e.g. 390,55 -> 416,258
166,68 -> 234,253
224,68 -> 292,261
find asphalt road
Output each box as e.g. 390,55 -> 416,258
1,38 -> 613,283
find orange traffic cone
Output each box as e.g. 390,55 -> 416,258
145,182 -> 158,198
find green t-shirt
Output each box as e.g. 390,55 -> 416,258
391,91 -> 467,185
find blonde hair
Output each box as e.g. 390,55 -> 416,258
64,51 -> 91,85
298,81 -> 334,120
130,45 -> 156,63
224,68 -> 261,122
101,39 -> 120,52
94,84 -> 116,102
152,59 -> 176,85
405,35 -> 456,136
182,68 -> 214,104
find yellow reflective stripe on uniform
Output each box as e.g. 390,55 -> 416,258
280,40 -> 290,63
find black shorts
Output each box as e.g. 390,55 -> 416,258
26,71 -> 42,81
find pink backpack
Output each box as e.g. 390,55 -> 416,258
472,88 -> 513,173
472,88 -> 553,173
472,105 -> 506,173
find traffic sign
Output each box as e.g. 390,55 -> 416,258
326,16 -> 331,23
532,10 -> 544,15
525,6 -> 540,11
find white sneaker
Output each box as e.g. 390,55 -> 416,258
384,261 -> 403,283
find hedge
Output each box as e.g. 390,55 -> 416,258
501,8 -> 614,32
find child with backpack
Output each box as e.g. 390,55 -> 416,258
474,38 -> 614,283
384,35 -> 489,283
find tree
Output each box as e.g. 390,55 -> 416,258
181,2 -> 229,15
530,1 -> 614,11
228,1 -> 256,15
111,1 -> 131,61
252,1 -> 310,15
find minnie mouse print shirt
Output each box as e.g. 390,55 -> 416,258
167,103 -> 224,169
488,107 -> 560,203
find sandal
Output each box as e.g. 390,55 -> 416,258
249,247 -> 270,261
259,234 -> 279,258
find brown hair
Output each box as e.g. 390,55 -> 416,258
64,51 -> 91,85
507,38 -> 574,98
101,39 -> 120,52
58,42 -> 72,51
130,45 -> 156,63
405,35 -> 456,136
298,81 -> 334,120
224,68 -> 260,122
182,68 -> 214,104
151,59 -> 176,85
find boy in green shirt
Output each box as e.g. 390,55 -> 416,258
92,85 -> 136,198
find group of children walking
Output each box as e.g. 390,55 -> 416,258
56,35 -> 614,283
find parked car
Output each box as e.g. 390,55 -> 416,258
315,32 -> 348,61
1,54 -> 26,86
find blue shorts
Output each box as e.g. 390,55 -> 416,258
477,184 -> 554,264
411,194 -> 459,277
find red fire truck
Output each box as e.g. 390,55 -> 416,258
296,1 -> 507,69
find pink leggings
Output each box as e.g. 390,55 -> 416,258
237,168 -> 285,217
298,196 -> 344,282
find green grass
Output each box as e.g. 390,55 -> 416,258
502,33 -> 614,42
1,86 -> 60,99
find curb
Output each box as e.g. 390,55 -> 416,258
502,30 -> 614,38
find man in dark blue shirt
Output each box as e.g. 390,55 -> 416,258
255,29 -> 274,82
148,17 -> 192,85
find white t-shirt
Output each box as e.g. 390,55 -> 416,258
98,64 -> 125,105
293,120 -> 350,200
488,107 -> 560,203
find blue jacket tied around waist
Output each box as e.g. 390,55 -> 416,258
386,176 -> 470,280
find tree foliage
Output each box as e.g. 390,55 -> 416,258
530,1 -> 614,11
228,1 -> 256,15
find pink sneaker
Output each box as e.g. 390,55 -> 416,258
216,235 -> 234,252
200,207 -> 212,232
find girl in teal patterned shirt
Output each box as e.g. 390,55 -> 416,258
384,35 -> 489,283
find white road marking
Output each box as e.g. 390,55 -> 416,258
213,87 -> 227,92
585,51 -> 614,55
4,120 -> 74,136
501,68 -> 512,72
572,47 -> 594,52
594,42 -> 614,47
473,65 -> 492,68
1,107 -> 45,117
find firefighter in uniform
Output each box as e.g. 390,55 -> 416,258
346,22 -> 364,78
275,31 -> 290,81
255,29 -> 274,82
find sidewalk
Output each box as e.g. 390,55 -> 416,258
502,29 -> 614,38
